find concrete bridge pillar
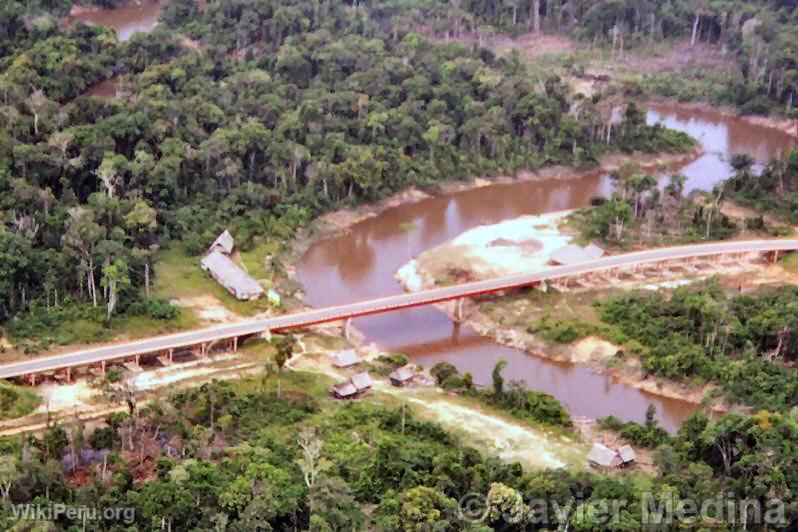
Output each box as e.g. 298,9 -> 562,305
65,367 -> 71,384
343,318 -> 352,340
28,373 -> 36,386
168,348 -> 174,363
453,298 -> 465,322
101,360 -> 106,376
232,336 -> 238,352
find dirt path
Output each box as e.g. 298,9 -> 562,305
290,338 -> 586,470
388,387 -> 585,470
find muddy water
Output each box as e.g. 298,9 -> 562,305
66,0 -> 163,42
648,103 -> 795,192
297,105 -> 795,433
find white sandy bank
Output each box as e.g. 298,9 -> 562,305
397,211 -> 574,290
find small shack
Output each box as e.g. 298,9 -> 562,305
587,443 -> 622,469
331,380 -> 358,399
617,444 -> 636,467
209,229 -> 235,255
332,350 -> 359,368
201,251 -> 265,301
549,243 -> 605,266
389,366 -> 416,387
350,372 -> 373,393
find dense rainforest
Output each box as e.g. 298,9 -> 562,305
0,0 -> 692,338
1,363 -> 797,530
2,0 -> 798,530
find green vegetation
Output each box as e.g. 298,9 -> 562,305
453,0 -> 798,116
528,279 -> 798,413
570,161 -> 744,249
0,381 -> 41,419
726,149 -> 798,224
5,297 -> 197,356
1,364 -> 797,529
0,0 -> 695,350
435,359 -> 572,427
599,406 -> 670,449
591,282 -> 798,412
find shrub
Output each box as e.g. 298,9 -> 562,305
431,362 -> 458,386
128,298 -> 179,320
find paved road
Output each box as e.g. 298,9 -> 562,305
1,239 -> 796,380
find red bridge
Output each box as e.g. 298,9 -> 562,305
1,239 -> 796,384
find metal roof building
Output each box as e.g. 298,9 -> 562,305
549,243 -> 605,266
331,380 -> 358,399
618,444 -> 636,466
209,229 -> 235,255
332,350 -> 359,368
350,372 -> 373,392
200,251 -> 265,301
389,366 -> 416,387
587,443 -> 622,469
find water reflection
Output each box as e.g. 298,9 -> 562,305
298,105 -> 795,432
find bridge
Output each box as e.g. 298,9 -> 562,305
1,239 -> 796,384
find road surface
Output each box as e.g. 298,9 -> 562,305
0,239 -> 795,380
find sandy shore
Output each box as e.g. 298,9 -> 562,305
392,214 -> 777,414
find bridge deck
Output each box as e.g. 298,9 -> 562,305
0,239 -> 795,380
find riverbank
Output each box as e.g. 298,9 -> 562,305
284,143 -> 704,275
647,98 -> 798,139
391,212 -> 741,416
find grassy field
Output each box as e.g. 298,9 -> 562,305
779,251 -> 798,274
153,239 -> 281,317
0,381 -> 41,419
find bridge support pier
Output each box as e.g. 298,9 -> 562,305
101,360 -> 106,376
343,318 -> 352,340
232,336 -> 238,353
453,298 -> 465,322
28,373 -> 36,386
168,348 -> 173,363
65,367 -> 71,384
262,329 -> 272,342
772,250 -> 781,264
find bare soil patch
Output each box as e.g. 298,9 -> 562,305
620,41 -> 735,77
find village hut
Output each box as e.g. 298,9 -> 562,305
587,443 -> 622,469
200,251 -> 265,301
350,372 -> 373,393
331,380 -> 358,399
209,229 -> 235,255
617,444 -> 636,467
332,350 -> 359,368
389,366 -> 416,387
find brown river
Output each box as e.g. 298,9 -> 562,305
296,104 -> 796,432
69,4 -> 796,432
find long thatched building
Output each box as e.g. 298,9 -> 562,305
200,231 -> 265,301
